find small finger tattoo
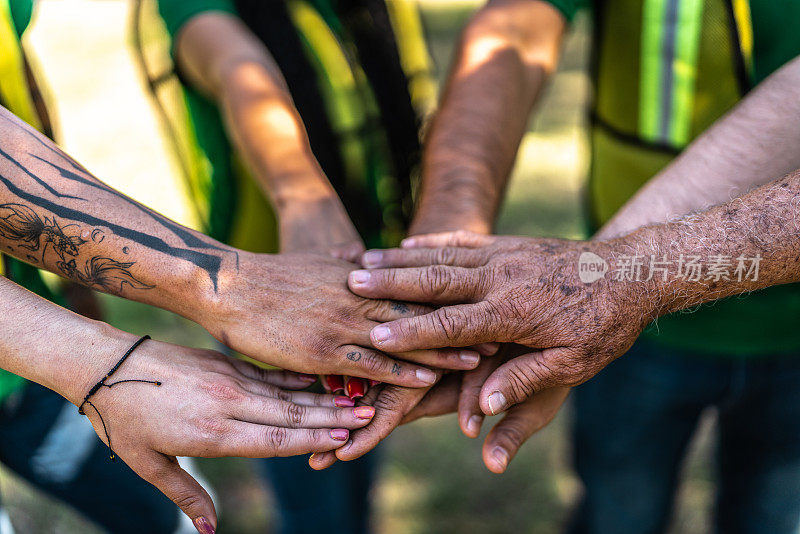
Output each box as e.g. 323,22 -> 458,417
347,351 -> 362,362
391,363 -> 401,375
391,302 -> 410,314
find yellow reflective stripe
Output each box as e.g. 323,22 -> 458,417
732,0 -> 753,76
287,0 -> 369,182
639,0 -> 703,148
0,0 -> 41,129
669,0 -> 703,146
384,0 -> 438,115
639,0 -> 667,143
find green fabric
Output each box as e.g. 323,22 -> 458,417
9,0 -> 32,36
543,0 -> 589,21
157,0 -> 235,37
572,0 -> 800,357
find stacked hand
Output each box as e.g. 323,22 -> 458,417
308,230 -> 654,472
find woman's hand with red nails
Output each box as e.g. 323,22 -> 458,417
348,231 -> 651,416
71,331 -> 377,533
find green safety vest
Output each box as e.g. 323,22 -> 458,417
583,0 -> 800,356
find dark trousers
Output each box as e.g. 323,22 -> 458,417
570,339 -> 800,534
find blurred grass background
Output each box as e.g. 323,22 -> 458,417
0,1 -> 715,532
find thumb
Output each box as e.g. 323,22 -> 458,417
309,450 -> 338,470
479,347 -> 577,415
134,453 -> 217,533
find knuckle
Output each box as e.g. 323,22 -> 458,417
506,363 -> 538,401
194,416 -> 228,441
358,350 -> 385,375
284,403 -> 307,427
264,426 -> 289,451
495,423 -> 526,449
421,265 -> 452,296
201,378 -> 244,402
171,490 -> 204,512
432,308 -> 464,342
434,247 -> 456,265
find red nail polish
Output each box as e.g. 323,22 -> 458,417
354,406 -> 375,419
194,516 -> 215,534
345,377 -> 367,399
334,395 -> 355,407
330,428 -> 349,441
326,375 -> 345,394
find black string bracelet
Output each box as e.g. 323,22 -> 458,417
78,335 -> 162,460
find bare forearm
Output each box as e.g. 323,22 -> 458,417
600,55 -> 800,239
0,276 -> 131,405
411,0 -> 565,235
612,169 -> 800,317
0,106 -> 229,321
175,12 -> 335,208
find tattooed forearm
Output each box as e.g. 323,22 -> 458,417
0,202 -> 151,293
0,108 -> 236,291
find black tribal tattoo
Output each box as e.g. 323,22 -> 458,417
0,113 -> 237,290
0,202 -> 151,293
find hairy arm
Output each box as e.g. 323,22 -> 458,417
599,55 -> 800,239
174,12 -> 361,257
349,169 -> 800,410
409,0 -> 565,235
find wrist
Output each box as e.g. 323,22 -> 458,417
43,319 -> 139,407
601,230 -> 671,322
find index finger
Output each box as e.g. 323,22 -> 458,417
349,265 -> 487,305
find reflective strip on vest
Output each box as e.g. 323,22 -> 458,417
385,0 -> 438,116
0,0 -> 41,130
639,0 -> 704,148
731,0 -> 753,76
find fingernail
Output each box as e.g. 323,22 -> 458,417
369,379 -> 381,387
299,373 -> 317,382
487,391 -> 507,415
330,429 -> 349,441
459,350 -> 480,366
194,517 -> 215,534
492,446 -> 509,470
309,453 -> 318,461
350,270 -> 371,285
401,237 -> 416,248
326,375 -> 345,394
354,406 -> 375,419
372,325 -> 392,344
334,396 -> 355,407
346,378 -> 367,399
467,415 -> 483,436
362,250 -> 383,268
416,368 -> 437,385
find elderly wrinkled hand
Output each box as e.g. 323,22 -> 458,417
346,231 -> 652,415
